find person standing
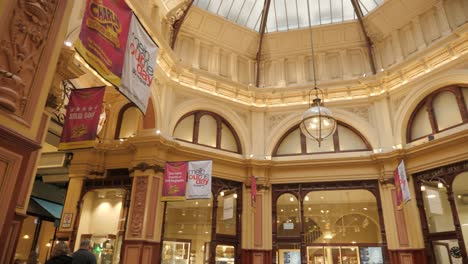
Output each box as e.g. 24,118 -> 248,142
72,240 -> 97,264
45,242 -> 73,264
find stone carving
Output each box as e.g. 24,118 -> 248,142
0,0 -> 58,114
130,176 -> 148,236
268,113 -> 291,131
167,0 -> 191,47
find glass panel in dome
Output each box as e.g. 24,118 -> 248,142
433,91 -> 463,130
338,125 -> 367,151
319,0 -> 332,24
206,0 -> 222,13
463,88 -> 468,112
216,0 -> 234,18
286,0 -> 299,30
119,107 -> 140,139
173,115 -> 194,142
296,0 -> 310,28
343,0 -> 356,21
410,106 -> 431,141
245,2 -> 263,29
236,0 -> 258,26
331,0 -> 343,23
276,129 -> 302,155
359,0 -> 379,15
198,115 -> 218,147
266,0 -> 278,32
277,194 -> 301,237
306,133 -> 334,153
221,123 -> 238,152
273,0 -> 288,31
226,0 -> 245,21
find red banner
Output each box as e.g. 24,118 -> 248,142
75,0 -> 132,86
58,87 -> 105,150
162,162 -> 188,201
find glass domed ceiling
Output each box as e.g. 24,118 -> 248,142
194,0 -> 384,32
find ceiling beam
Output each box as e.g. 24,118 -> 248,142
170,0 -> 195,49
350,0 -> 377,75
255,0 -> 272,87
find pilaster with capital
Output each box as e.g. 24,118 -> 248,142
121,163 -> 165,264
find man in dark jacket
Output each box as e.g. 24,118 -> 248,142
72,239 -> 97,264
45,242 -> 73,264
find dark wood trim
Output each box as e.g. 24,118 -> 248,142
413,160 -> 468,263
120,239 -> 161,264
273,121 -> 372,157
173,110 -> 243,154
241,249 -> 272,264
350,0 -> 376,74
271,180 -> 388,264
406,85 -> 468,143
255,0 -> 272,87
170,0 -> 194,49
114,103 -> 138,140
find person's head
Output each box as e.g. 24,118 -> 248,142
51,242 -> 70,257
79,239 -> 92,251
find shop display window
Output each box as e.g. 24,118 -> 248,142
80,234 -> 116,264
215,245 -> 234,264
162,240 -> 191,264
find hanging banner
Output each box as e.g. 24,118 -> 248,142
75,0 -> 132,86
186,160 -> 212,199
394,160 -> 411,209
223,196 -> 234,220
161,162 -> 188,201
120,14 -> 158,113
58,87 -> 106,150
251,175 -> 257,207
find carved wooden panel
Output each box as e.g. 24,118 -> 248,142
130,176 -> 148,237
0,0 -> 60,120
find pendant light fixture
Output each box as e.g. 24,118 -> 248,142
299,1 -> 337,147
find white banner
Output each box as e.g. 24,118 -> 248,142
398,160 -> 411,203
223,196 -> 233,220
186,160 -> 212,199
120,14 -> 158,113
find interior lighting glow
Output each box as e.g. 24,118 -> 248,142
420,185 -> 426,191
23,235 -> 30,239
304,196 -> 309,201
289,197 -> 294,202
156,130 -> 161,134
64,41 -> 72,47
438,182 -> 444,189
233,193 -> 238,199
46,243 -> 52,247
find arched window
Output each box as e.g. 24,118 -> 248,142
115,104 -> 141,139
173,111 -> 242,154
407,86 -> 468,142
273,122 -> 371,156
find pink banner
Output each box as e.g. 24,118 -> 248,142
75,0 -> 132,86
59,87 -> 105,150
162,162 -> 188,201
251,175 -> 257,207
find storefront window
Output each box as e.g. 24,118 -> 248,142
162,199 -> 212,264
453,172 -> 468,254
421,182 -> 455,233
277,243 -> 301,264
215,245 -> 235,264
277,193 -> 301,237
216,192 -> 237,235
75,189 -> 126,264
303,190 -> 381,244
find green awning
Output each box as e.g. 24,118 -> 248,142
30,197 -> 63,219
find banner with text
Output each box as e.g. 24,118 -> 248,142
59,87 -> 105,150
162,162 -> 188,201
75,0 -> 132,86
186,160 -> 212,199
394,160 -> 411,209
120,14 -> 158,113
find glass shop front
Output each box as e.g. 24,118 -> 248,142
161,177 -> 242,264
273,181 -> 386,264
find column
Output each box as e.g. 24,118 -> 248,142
412,16 -> 427,51
391,31 -> 404,63
435,1 -> 451,36
56,176 -> 85,242
230,53 -> 239,82
339,50 -> 351,79
209,46 -> 220,75
296,56 -> 306,84
192,39 -> 201,69
121,164 -> 165,264
278,58 -> 286,86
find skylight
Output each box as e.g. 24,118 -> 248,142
194,0 -> 384,33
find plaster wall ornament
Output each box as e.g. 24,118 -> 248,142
391,94 -> 407,117
167,0 -> 191,46
0,0 -> 58,114
340,106 -> 371,124
130,176 -> 148,236
267,113 -> 292,131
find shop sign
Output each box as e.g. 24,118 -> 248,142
61,213 -> 73,228
58,87 -> 105,150
186,160 -> 212,199
162,162 -> 188,201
